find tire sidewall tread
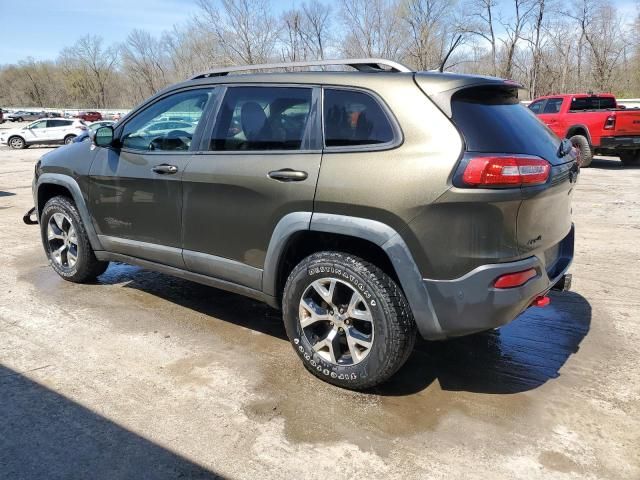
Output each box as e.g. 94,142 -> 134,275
40,196 -> 108,283
282,251 -> 416,390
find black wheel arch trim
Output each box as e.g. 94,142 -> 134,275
565,124 -> 592,145
36,173 -> 103,251
262,212 -> 444,339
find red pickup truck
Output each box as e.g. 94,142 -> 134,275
529,94 -> 640,167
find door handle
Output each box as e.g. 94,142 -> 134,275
152,164 -> 178,174
268,169 -> 308,182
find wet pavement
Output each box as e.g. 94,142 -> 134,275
0,145 -> 639,479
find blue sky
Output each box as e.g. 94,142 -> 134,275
0,0 -> 637,65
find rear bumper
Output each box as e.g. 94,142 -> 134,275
422,225 -> 574,338
598,136 -> 640,150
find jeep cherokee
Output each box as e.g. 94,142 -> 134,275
25,58 -> 577,390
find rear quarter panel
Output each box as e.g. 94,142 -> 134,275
314,75 -> 463,242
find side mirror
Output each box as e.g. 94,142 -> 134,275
94,125 -> 114,147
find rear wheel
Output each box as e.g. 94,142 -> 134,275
8,136 -> 25,149
40,196 -> 109,283
569,135 -> 592,167
619,150 -> 640,166
64,135 -> 76,145
282,252 -> 416,390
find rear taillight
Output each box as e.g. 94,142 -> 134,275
604,115 -> 616,130
494,268 -> 537,288
462,155 -> 550,187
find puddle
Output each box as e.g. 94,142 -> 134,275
15,247 -> 594,454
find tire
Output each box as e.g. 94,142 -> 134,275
40,196 -> 109,283
16,117 -> 23,122
282,251 -> 416,390
63,135 -> 76,145
8,136 -> 26,149
569,135 -> 593,167
619,150 -> 640,166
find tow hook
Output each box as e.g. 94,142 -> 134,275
532,295 -> 551,307
551,273 -> 572,292
23,207 -> 38,225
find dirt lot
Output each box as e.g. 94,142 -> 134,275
0,136 -> 639,479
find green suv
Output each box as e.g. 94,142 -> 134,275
26,59 -> 577,389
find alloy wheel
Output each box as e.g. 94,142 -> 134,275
9,137 -> 23,149
299,278 -> 374,365
47,212 -> 79,268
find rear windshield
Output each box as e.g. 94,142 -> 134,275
451,86 -> 562,162
569,96 -> 616,111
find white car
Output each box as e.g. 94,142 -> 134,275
0,119 -> 87,149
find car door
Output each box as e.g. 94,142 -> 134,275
88,87 -> 218,268
25,119 -> 48,142
181,85 -> 322,290
46,119 -> 71,141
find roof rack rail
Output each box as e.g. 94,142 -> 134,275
190,58 -> 412,79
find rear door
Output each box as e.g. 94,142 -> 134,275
88,87 -> 218,268
46,119 -> 73,141
181,85 -> 321,289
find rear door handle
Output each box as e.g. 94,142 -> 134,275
152,164 -> 178,174
268,169 -> 308,182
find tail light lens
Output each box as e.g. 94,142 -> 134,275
604,115 -> 615,130
462,155 -> 550,187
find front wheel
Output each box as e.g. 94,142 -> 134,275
40,196 -> 109,283
282,252 -> 416,390
8,136 -> 25,149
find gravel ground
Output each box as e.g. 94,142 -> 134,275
0,141 -> 638,480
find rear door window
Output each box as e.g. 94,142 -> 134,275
208,86 -> 313,151
323,89 -> 394,147
542,98 -> 563,114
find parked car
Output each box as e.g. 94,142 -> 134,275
75,111 -> 103,122
0,118 -> 87,149
529,93 -> 640,166
25,58 -> 577,389
73,120 -> 115,143
0,108 -> 4,124
6,110 -> 46,122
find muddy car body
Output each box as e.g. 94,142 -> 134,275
27,59 -> 577,389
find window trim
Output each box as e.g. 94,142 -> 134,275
114,85 -> 219,155
321,85 -> 403,153
197,83 -> 322,155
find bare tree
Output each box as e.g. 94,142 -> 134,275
499,0 -> 536,78
58,35 -> 118,108
465,0 -> 498,75
279,1 -> 333,62
340,0 -> 406,59
400,0 -> 463,70
195,0 -> 280,65
121,29 -> 170,100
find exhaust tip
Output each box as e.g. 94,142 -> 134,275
551,273 -> 572,292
